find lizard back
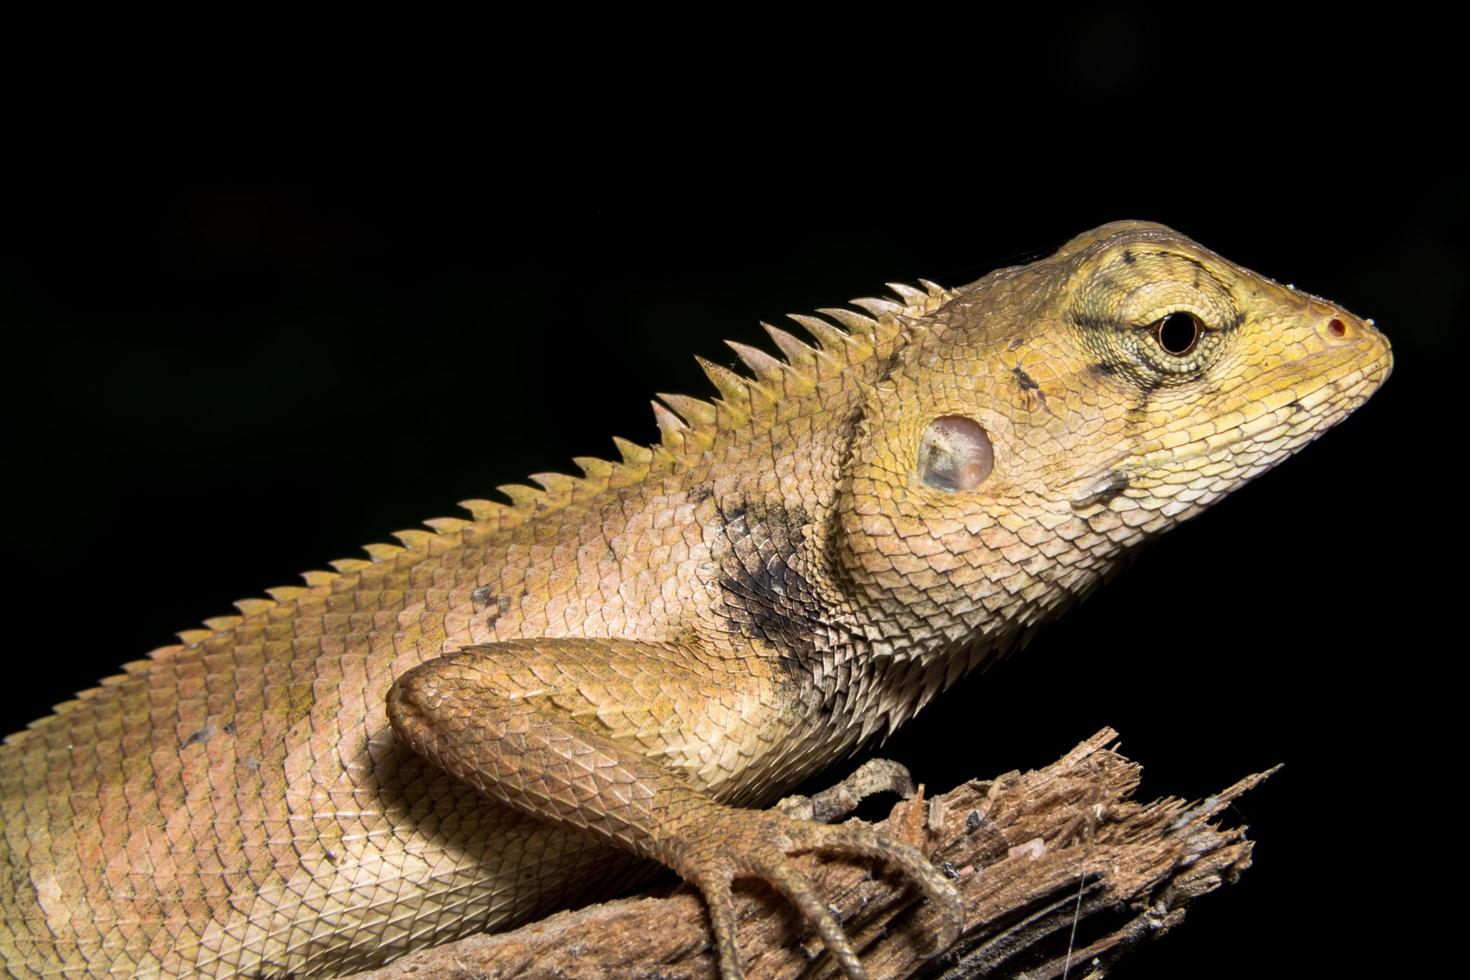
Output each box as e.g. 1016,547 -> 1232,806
0,222 -> 1393,977
0,279 -> 945,976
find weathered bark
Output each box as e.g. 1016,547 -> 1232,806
352,729 -> 1272,979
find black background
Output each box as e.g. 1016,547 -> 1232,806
3,15 -> 1458,978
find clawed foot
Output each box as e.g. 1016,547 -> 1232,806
670,805 -> 962,979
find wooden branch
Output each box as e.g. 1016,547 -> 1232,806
351,729 -> 1272,979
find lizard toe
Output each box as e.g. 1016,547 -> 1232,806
691,870 -> 747,980
670,805 -> 959,978
751,854 -> 868,980
791,819 -> 964,952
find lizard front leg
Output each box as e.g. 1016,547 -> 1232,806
385,638 -> 960,979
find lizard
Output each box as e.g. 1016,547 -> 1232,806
0,221 -> 1392,978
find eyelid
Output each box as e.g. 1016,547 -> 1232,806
1134,304 -> 1214,332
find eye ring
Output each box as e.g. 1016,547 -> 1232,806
1149,312 -> 1202,357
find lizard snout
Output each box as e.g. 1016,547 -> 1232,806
1316,308 -> 1393,384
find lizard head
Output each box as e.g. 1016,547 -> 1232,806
836,220 -> 1392,657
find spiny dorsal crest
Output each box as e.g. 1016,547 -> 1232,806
465,279 -> 951,516
656,279 -> 951,445
5,280 -> 954,743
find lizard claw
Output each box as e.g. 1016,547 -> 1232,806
671,806 -> 963,979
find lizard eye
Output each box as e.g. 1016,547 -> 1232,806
1149,312 -> 1202,356
917,416 -> 993,492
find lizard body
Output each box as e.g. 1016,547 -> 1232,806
0,222 -> 1391,977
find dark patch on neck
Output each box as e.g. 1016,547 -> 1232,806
1088,361 -> 1119,380
1123,249 -> 1135,264
714,496 -> 834,687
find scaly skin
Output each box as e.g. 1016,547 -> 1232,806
0,222 -> 1391,978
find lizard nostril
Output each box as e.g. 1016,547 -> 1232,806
1319,315 -> 1356,345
